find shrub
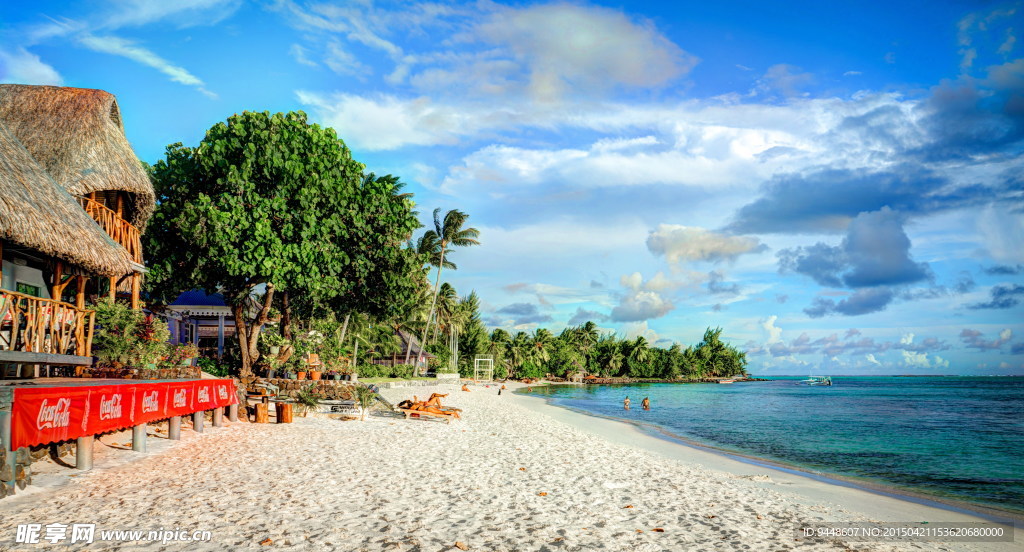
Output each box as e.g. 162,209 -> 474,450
93,299 -> 170,368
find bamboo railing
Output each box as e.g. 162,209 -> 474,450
0,289 -> 95,357
79,196 -> 143,263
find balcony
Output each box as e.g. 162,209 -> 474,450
79,195 -> 143,264
0,289 -> 95,361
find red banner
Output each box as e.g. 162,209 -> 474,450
11,379 -> 237,449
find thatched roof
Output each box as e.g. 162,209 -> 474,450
0,85 -> 154,228
0,122 -> 134,277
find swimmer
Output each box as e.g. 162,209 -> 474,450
624,396 -> 631,410
641,397 -> 650,410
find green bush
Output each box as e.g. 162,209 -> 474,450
354,363 -> 416,379
93,299 -> 170,368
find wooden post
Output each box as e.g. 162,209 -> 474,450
85,310 -> 96,356
75,275 -> 85,310
76,435 -> 93,470
192,411 -> 204,433
212,407 -> 223,427
50,261 -> 63,301
228,403 -> 238,422
0,239 -> 4,288
168,416 -> 181,440
275,403 -> 293,424
217,314 -> 225,360
130,273 -> 140,310
254,403 -> 269,424
131,423 -> 147,452
0,410 -> 16,493
108,276 -> 116,301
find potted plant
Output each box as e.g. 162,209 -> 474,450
262,330 -> 287,357
294,384 -> 320,417
351,385 -> 376,421
326,369 -> 340,381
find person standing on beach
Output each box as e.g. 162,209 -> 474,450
624,396 -> 631,410
641,397 -> 650,410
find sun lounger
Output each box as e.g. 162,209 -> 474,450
398,407 -> 457,424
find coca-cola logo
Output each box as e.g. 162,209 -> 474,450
141,391 -> 160,413
98,394 -> 123,420
217,386 -> 228,401
172,389 -> 187,408
197,387 -> 210,404
37,398 -> 71,430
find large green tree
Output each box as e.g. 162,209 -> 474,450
145,111 -> 422,376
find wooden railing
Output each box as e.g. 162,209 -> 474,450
0,290 -> 95,357
79,196 -> 143,263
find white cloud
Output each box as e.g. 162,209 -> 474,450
978,204 -> 1024,263
646,224 -> 764,265
472,3 -> 697,101
900,333 -> 915,345
290,44 -> 318,67
901,350 -> 950,370
0,47 -> 62,85
325,40 -> 368,76
866,353 -> 881,366
761,315 -> 783,344
296,91 -> 461,150
611,289 -> 674,322
620,321 -> 661,342
98,0 -> 242,29
79,34 -> 215,97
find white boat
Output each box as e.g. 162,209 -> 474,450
718,378 -> 736,384
798,376 -> 832,386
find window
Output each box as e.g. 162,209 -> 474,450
16,282 -> 40,297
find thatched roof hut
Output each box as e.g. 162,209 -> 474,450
0,122 -> 134,277
0,85 -> 154,228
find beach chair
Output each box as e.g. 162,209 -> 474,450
397,407 -> 457,424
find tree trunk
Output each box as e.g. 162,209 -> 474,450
233,301 -> 252,377
281,291 -> 292,341
338,313 -> 350,344
232,284 -> 276,379
403,330 -> 414,365
417,244 -> 446,375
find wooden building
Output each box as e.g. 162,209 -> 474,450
0,85 -> 154,374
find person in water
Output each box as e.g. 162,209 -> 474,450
641,397 -> 650,410
623,396 -> 631,410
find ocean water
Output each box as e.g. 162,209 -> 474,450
524,377 -> 1024,514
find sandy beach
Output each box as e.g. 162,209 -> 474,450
0,382 -> 1019,551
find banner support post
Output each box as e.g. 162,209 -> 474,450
212,407 -> 223,427
168,416 -> 181,440
192,411 -> 204,433
228,403 -> 238,422
131,423 -> 147,453
75,435 -> 93,470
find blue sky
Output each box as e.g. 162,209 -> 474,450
2,0 -> 1022,375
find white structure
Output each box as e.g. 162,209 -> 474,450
473,355 -> 494,382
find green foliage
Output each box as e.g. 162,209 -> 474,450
92,299 -> 170,368
354,364 -> 416,379
294,384 -> 320,416
145,111 -> 424,374
196,357 -> 230,377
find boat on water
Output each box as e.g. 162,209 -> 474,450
798,376 -> 832,386
718,379 -> 736,384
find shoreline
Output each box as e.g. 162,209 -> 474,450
515,388 -> 1023,525
2,381 -> 1020,551
508,386 -> 1024,533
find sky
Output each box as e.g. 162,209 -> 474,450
2,0 -> 1022,375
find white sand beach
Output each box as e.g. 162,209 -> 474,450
1,382 -> 1019,551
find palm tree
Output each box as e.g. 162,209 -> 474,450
628,336 -> 650,365
417,208 -> 480,372
432,282 -> 459,342
529,328 -> 553,368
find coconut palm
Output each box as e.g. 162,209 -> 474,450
417,209 -> 480,372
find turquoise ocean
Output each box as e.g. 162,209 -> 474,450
524,377 -> 1024,516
